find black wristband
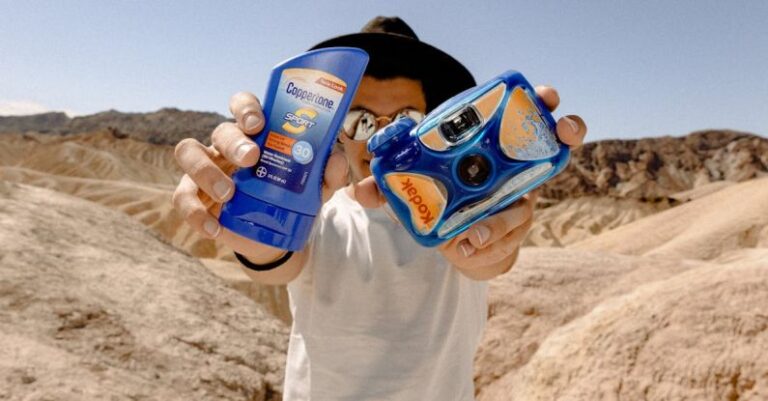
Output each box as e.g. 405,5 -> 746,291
234,251 -> 294,272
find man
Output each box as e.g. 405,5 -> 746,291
173,16 -> 586,400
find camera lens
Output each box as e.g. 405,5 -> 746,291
457,154 -> 491,186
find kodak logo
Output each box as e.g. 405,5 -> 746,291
401,178 -> 436,226
385,173 -> 447,235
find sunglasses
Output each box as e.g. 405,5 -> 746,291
341,107 -> 425,142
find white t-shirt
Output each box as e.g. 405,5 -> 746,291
283,188 -> 489,401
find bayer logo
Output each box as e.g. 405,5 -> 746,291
255,166 -> 268,178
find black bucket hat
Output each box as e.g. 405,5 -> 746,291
309,16 -> 476,111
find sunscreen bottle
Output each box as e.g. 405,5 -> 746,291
219,47 -> 369,250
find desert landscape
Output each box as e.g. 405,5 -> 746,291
1,110 -> 766,400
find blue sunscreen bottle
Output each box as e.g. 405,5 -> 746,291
219,48 -> 369,251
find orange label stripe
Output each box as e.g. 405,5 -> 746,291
265,131 -> 296,155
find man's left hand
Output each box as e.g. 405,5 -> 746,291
355,85 -> 587,280
440,86 -> 586,280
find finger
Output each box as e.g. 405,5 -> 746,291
172,174 -> 222,239
353,176 -> 385,209
447,215 -> 533,270
438,235 -> 474,265
211,122 -> 261,167
462,195 -> 535,249
175,138 -> 234,203
556,114 -> 587,149
321,151 -> 349,203
535,85 -> 560,112
471,216 -> 533,265
228,92 -> 265,135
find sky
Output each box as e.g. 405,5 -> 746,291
1,0 -> 766,141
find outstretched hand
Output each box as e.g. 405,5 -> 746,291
172,92 -> 349,262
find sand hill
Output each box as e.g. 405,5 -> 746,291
0,131 -> 292,322
524,196 -> 669,247
0,131 -> 217,256
476,178 -> 768,400
0,182 -> 288,400
573,177 -> 768,260
477,250 -> 767,400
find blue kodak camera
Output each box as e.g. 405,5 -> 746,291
368,70 -> 570,247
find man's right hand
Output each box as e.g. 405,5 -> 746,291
172,91 -> 349,265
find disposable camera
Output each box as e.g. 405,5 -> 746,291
368,70 -> 570,247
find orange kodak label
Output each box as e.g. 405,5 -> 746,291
385,173 -> 447,234
265,131 -> 296,155
316,77 -> 346,93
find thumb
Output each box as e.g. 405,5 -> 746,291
352,176 -> 386,209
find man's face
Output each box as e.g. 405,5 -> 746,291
340,76 -> 427,182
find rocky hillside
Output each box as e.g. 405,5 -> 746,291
0,130 -> 292,323
0,108 -> 227,145
541,130 -> 768,201
0,182 -> 289,400
3,110 -> 765,198
0,112 -> 70,133
2,113 -> 767,400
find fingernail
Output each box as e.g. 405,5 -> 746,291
564,117 -> 578,134
203,219 -> 221,237
235,141 -> 255,162
213,181 -> 231,200
459,240 -> 476,258
244,113 -> 261,132
474,225 -> 491,246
